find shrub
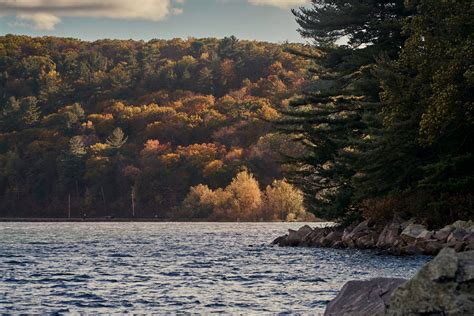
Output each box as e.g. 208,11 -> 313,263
181,184 -> 216,219
263,179 -> 306,221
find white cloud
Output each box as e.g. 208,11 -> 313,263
16,13 -> 61,30
0,0 -> 184,30
247,0 -> 309,8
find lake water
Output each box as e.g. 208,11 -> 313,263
0,222 -> 429,314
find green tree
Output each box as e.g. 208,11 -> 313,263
0,97 -> 21,132
278,0 -> 407,220
57,136 -> 87,203
372,0 -> 474,224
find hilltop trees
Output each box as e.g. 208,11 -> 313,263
0,35 -> 308,219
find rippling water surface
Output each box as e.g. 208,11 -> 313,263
0,222 -> 429,313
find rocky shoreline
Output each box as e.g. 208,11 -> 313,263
273,219 -> 474,255
324,248 -> 474,315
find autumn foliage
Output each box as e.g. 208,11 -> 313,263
0,35 -> 309,220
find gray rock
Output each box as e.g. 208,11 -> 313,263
324,278 -> 407,316
416,239 -> 446,256
416,229 -> 433,241
376,222 -> 400,249
387,248 -> 474,315
452,220 -> 473,230
272,235 -> 286,245
433,225 -> 455,242
343,220 -> 372,248
286,225 -> 313,246
447,228 -> 468,252
447,228 -> 467,244
307,228 -> 328,246
297,224 -> 313,236
463,232 -> 474,242
321,230 -> 343,247
355,232 -> 377,249
400,223 -> 427,243
400,244 -> 423,255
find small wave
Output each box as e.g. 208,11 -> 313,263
108,253 -> 134,258
73,293 -> 105,301
3,260 -> 35,265
300,277 -> 326,283
205,303 -> 227,308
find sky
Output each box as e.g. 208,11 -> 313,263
0,0 -> 311,43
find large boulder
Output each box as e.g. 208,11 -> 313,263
447,228 -> 468,252
272,225 -> 313,247
464,232 -> 474,251
415,239 -> 446,256
452,220 -> 473,230
433,225 -> 454,242
387,248 -> 474,315
376,222 -> 400,249
321,230 -> 343,247
400,224 -> 427,243
324,278 -> 407,316
300,227 -> 327,247
286,225 -> 313,246
343,220 -> 373,248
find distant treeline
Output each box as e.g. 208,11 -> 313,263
0,35 -> 313,220
279,0 -> 473,227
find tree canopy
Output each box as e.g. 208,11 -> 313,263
0,35 -> 309,220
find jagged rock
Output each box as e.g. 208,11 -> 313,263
343,221 -> 373,248
447,228 -> 468,252
297,224 -> 314,236
464,232 -> 474,243
324,278 -> 407,316
400,244 -> 423,255
400,224 -> 427,243
416,229 -> 433,241
387,248 -> 474,315
355,233 -> 377,249
415,239 -> 445,256
321,231 -> 343,247
376,222 -> 400,249
272,235 -> 286,245
273,219 -> 473,256
307,228 -> 328,246
341,221 -> 358,244
433,225 -> 455,242
447,228 -> 467,244
452,220 -> 473,230
286,225 -> 313,246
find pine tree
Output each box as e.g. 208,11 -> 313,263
57,136 -> 87,207
277,0 -> 408,220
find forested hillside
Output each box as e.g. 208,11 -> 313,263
0,35 -> 313,220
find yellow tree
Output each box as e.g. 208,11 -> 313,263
225,170 -> 263,221
264,179 -> 305,221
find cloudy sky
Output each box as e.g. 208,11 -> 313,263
0,0 -> 310,42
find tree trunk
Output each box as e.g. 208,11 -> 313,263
101,186 -> 107,216
68,193 -> 71,219
131,186 -> 135,218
